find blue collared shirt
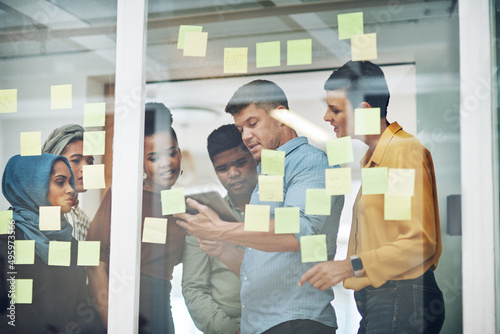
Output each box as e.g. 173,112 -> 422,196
240,137 -> 344,334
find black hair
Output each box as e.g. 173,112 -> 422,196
225,79 -> 289,115
324,61 -> 390,118
207,124 -> 249,163
144,102 -> 178,141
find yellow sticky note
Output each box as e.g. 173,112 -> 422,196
48,241 -> 71,266
384,194 -> 411,220
261,149 -> 285,176
244,204 -> 270,232
177,25 -> 203,49
142,217 -> 168,244
287,39 -> 312,66
258,175 -> 283,202
326,136 -> 354,166
224,48 -> 248,74
300,234 -> 327,263
387,168 -> 415,196
351,33 -> 377,61
338,12 -> 364,40
83,103 -> 106,127
183,32 -> 208,57
256,41 -> 280,68
0,89 -> 17,113
83,131 -> 106,156
325,168 -> 351,195
83,164 -> 106,190
0,210 -> 13,235
39,206 -> 61,231
274,207 -> 300,234
20,132 -> 41,156
51,84 -> 72,110
355,108 -> 380,135
77,241 -> 100,266
161,188 -> 186,215
14,240 -> 35,265
13,279 -> 33,304
305,189 -> 331,216
362,167 -> 388,195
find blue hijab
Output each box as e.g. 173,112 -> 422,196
2,154 -> 75,263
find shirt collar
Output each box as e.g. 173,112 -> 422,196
361,122 -> 402,168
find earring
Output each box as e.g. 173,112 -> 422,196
180,170 -> 184,175
143,171 -> 147,180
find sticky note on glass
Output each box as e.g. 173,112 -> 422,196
0,210 -> 13,234
355,108 -> 380,135
301,234 -> 327,263
39,206 -> 61,231
325,168 -> 351,195
387,168 -> 415,196
83,131 -> 106,156
14,240 -> 35,265
256,41 -> 280,68
0,89 -> 17,113
83,164 -> 106,189
183,32 -> 208,57
161,188 -> 186,215
326,136 -> 354,165
305,189 -> 331,216
48,241 -> 71,266
142,217 -> 168,244
84,103 -> 106,127
259,175 -> 283,202
287,39 -> 312,66
362,167 -> 388,195
51,84 -> 72,110
351,33 -> 377,61
20,132 -> 41,156
13,279 -> 33,304
224,47 -> 248,74
177,25 -> 203,49
274,207 -> 300,234
384,194 -> 411,220
261,149 -> 285,175
77,241 -> 100,266
338,12 -> 364,40
244,204 -> 270,232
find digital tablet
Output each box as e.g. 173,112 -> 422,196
185,191 -> 242,222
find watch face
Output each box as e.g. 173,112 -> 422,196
351,257 -> 363,271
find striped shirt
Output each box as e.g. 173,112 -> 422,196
65,205 -> 91,241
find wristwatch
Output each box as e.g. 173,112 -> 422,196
350,255 -> 363,278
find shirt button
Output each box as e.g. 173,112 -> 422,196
242,305 -> 245,309
244,276 -> 248,280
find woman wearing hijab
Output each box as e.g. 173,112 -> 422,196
0,154 -> 105,333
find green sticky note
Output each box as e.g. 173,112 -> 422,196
362,167 -> 388,195
274,207 -> 300,234
338,12 -> 364,40
161,188 -> 186,215
261,149 -> 285,176
244,204 -> 270,232
224,47 -> 248,74
77,241 -> 100,266
326,136 -> 354,166
325,168 -> 351,195
256,41 -> 280,68
384,194 -> 412,220
20,132 -> 41,156
287,39 -> 312,66
0,210 -> 13,235
351,33 -> 377,61
48,241 -> 71,266
84,103 -> 106,127
0,89 -> 17,113
39,206 -> 61,231
300,234 -> 327,263
83,131 -> 106,156
258,175 -> 283,202
355,108 -> 380,135
142,217 -> 168,244
14,240 -> 35,265
305,189 -> 331,216
177,25 -> 203,49
387,168 -> 416,196
13,279 -> 33,304
83,164 -> 106,190
183,31 -> 208,57
51,84 -> 72,110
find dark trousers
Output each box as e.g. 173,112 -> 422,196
263,319 -> 337,334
